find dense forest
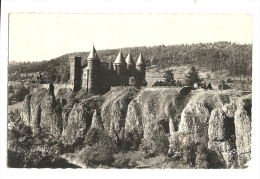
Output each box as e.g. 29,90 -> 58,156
8,41 -> 252,83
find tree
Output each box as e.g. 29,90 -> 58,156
8,85 -> 15,93
163,70 -> 174,84
184,66 -> 201,86
139,125 -> 169,158
8,122 -> 62,168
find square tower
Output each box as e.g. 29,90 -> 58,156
69,56 -> 82,91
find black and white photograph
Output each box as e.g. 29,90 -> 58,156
1,0 -> 260,177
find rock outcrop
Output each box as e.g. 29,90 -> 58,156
61,95 -> 104,145
62,103 -> 91,143
125,88 -> 184,139
20,94 -> 32,125
91,87 -> 139,141
234,94 -> 251,167
208,109 -> 227,142
20,85 -> 252,169
207,109 -> 233,166
20,88 -> 63,135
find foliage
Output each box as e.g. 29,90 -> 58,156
182,142 -> 196,166
139,138 -> 154,158
7,122 -> 62,168
8,42 -> 252,83
139,125 -> 169,158
84,128 -> 102,147
152,70 -> 175,87
184,66 -> 201,86
163,70 -> 174,84
122,130 -> 142,151
77,129 -> 118,167
8,83 -> 28,102
195,144 -> 209,169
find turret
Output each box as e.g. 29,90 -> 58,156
69,56 -> 82,91
136,53 -> 146,85
87,45 -> 100,94
125,52 -> 135,73
113,51 -> 127,76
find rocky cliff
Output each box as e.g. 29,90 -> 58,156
20,87 -> 251,168
20,88 -> 63,135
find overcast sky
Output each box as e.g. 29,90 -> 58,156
9,13 -> 252,62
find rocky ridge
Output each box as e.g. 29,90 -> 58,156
20,87 -> 251,168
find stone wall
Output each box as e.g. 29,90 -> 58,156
29,83 -> 73,96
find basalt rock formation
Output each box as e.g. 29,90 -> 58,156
20,88 -> 63,135
90,87 -> 139,141
20,87 -> 251,168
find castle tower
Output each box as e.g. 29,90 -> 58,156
136,53 -> 146,85
113,51 -> 127,76
109,61 -> 114,71
69,56 -> 82,91
87,45 -> 100,94
125,52 -> 135,74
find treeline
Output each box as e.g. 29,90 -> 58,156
8,41 -> 252,82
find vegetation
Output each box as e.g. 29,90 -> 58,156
184,66 -> 201,86
139,125 -> 169,158
163,70 -> 174,84
75,129 -> 118,167
8,83 -> 28,103
7,121 -> 62,168
8,42 -> 252,83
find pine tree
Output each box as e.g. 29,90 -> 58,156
184,66 -> 201,86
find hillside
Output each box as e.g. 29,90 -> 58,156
8,42 -> 252,83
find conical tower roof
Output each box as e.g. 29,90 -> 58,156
125,52 -> 135,66
136,53 -> 146,65
114,51 -> 126,64
87,45 -> 99,61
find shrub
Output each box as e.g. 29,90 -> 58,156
84,128 -> 102,147
77,130 -> 118,167
139,138 -> 154,158
182,143 -> 196,166
195,144 -> 209,169
163,70 -> 175,84
123,130 -> 142,151
7,122 -> 62,168
139,125 -> 169,158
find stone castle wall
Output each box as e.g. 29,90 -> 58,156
29,83 -> 73,96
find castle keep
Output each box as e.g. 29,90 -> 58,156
29,46 -> 146,95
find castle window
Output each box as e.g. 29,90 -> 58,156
71,82 -> 74,86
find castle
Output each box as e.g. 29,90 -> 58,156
29,46 -> 146,95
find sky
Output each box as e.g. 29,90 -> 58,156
9,13 -> 252,62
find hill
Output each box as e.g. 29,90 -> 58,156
8,41 -> 252,83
